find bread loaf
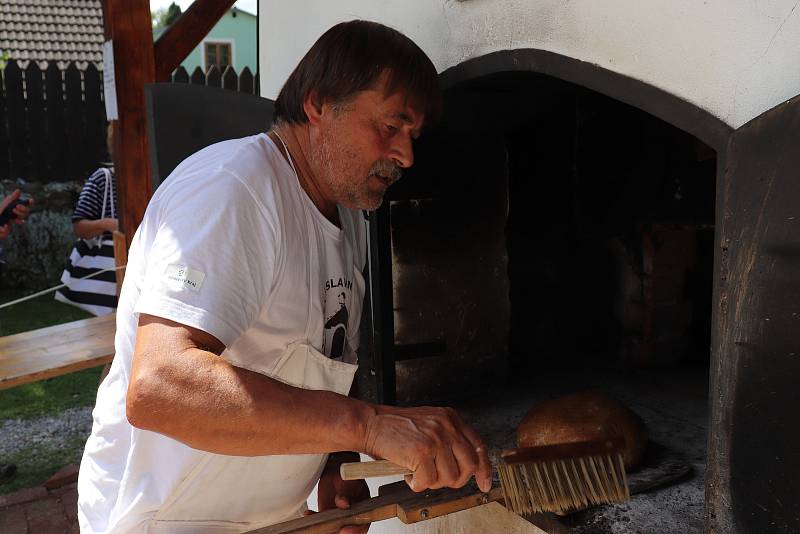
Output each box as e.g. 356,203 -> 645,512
517,391 -> 647,470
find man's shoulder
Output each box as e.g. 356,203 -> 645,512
218,134 -> 287,190
156,134 -> 285,206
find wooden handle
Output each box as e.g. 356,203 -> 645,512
246,493 -> 400,533
340,460 -> 412,480
248,482 -> 504,533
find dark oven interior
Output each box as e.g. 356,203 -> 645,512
367,71 -> 717,533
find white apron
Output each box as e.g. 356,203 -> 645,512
147,341 -> 358,533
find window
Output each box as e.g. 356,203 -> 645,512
205,42 -> 232,72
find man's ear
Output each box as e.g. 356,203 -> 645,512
303,90 -> 325,126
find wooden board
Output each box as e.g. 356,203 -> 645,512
251,483 -> 505,534
0,313 -> 116,390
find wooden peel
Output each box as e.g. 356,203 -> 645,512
247,481 -> 504,534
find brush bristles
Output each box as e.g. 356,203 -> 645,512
497,452 -> 630,516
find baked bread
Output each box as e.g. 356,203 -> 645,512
517,391 -> 647,470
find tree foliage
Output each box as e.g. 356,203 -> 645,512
152,2 -> 183,29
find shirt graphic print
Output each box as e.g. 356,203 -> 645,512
323,276 -> 353,360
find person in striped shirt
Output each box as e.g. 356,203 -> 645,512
71,166 -> 118,240
55,124 -> 119,315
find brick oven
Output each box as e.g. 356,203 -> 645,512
257,2 -> 800,533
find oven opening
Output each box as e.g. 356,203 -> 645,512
384,71 -> 716,532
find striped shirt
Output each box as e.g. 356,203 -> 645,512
73,167 -> 117,222
57,166 -> 119,315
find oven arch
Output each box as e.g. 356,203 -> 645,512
438,48 -> 733,153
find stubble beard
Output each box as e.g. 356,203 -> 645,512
312,123 -> 401,212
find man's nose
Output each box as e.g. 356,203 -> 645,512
388,133 -> 414,169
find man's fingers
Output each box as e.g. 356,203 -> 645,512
335,494 -> 351,509
452,419 -> 492,492
450,439 -> 480,488
437,409 -> 490,491
461,433 -> 492,493
368,406 -> 491,493
406,450 -> 437,492
433,449 -> 462,489
473,445 -> 492,493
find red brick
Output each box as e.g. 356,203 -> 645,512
44,465 -> 79,490
27,514 -> 71,534
0,487 -> 48,508
51,481 -> 78,497
0,504 -> 28,534
25,496 -> 65,520
25,496 -> 69,534
60,488 -> 79,521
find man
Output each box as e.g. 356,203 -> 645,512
78,20 -> 492,533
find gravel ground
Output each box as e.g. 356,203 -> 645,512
0,406 -> 93,458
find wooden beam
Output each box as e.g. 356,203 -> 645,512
154,0 -> 238,82
101,0 -> 155,248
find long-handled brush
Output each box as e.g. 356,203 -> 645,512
340,437 -> 630,516
496,437 -> 629,515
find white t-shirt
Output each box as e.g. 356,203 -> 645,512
77,134 -> 367,533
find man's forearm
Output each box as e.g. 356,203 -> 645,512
127,315 -> 494,492
127,346 -> 375,457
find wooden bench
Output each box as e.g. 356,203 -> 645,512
0,231 -> 125,391
0,313 -> 116,391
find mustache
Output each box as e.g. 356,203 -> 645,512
368,160 -> 402,184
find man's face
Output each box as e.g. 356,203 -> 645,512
308,77 -> 425,211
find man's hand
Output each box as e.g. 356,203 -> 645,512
0,190 -> 32,240
307,452 -> 371,534
362,406 -> 492,494
1,189 -> 32,225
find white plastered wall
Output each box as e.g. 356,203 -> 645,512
259,0 -> 800,129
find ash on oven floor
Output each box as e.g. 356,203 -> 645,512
450,364 -> 708,534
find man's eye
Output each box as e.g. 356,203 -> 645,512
384,124 -> 398,133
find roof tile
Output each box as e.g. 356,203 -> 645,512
0,0 -> 104,69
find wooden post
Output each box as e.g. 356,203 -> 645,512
100,0 -> 238,248
112,230 -> 128,296
101,0 -> 155,249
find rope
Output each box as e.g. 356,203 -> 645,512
0,264 -> 127,310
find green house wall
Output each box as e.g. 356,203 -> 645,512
157,7 -> 257,76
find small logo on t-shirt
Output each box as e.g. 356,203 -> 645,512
165,264 -> 205,292
323,277 -> 352,360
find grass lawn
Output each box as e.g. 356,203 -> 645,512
0,288 -> 103,494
